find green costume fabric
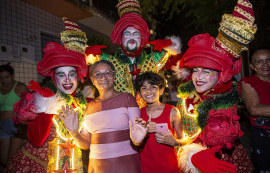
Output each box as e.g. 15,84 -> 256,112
99,48 -> 169,97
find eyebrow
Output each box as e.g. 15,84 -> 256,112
55,70 -> 77,74
123,31 -> 131,34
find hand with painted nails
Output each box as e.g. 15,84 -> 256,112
59,104 -> 79,134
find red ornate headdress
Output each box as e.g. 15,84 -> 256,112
182,0 -> 257,85
37,17 -> 87,82
111,0 -> 150,48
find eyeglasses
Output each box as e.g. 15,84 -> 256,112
92,70 -> 115,80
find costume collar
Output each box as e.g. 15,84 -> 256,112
115,47 -> 146,65
178,80 -> 241,129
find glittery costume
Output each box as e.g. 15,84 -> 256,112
174,0 -> 257,172
5,82 -> 87,173
98,48 -> 170,97
177,81 -> 254,172
5,18 -> 88,173
86,0 -> 182,107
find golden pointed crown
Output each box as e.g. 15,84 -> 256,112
117,0 -> 142,18
60,17 -> 87,55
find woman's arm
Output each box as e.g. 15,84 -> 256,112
69,130 -> 91,150
171,107 -> 186,146
242,81 -> 270,117
15,82 -> 29,97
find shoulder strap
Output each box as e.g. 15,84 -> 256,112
12,81 -> 18,91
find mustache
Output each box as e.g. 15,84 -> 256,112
127,39 -> 137,43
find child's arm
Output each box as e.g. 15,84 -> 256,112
155,107 -> 186,146
171,107 -> 186,146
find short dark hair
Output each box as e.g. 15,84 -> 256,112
135,71 -> 164,92
90,60 -> 116,76
249,46 -> 270,64
0,63 -> 14,75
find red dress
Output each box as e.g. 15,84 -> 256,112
140,104 -> 179,173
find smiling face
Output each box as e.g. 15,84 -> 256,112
90,63 -> 115,92
54,66 -> 78,94
139,81 -> 164,104
121,26 -> 141,51
192,67 -> 219,93
0,71 -> 14,87
251,49 -> 270,78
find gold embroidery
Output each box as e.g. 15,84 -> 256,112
22,147 -> 47,168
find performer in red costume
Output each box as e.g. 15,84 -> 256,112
86,0 -> 182,107
174,0 -> 257,172
5,17 -> 88,173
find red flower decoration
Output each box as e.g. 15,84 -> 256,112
26,93 -> 33,100
199,105 -> 242,149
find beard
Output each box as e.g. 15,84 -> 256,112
126,39 -> 138,51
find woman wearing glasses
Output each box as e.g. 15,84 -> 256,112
60,60 -> 147,173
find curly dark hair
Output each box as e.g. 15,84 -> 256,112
135,71 -> 164,92
0,63 -> 14,75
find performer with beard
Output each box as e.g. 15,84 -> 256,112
85,0 -> 182,107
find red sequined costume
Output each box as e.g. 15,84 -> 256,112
5,17 -> 88,173
174,0 -> 257,172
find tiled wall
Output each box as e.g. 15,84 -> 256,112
0,0 -> 65,84
0,61 -> 38,83
0,0 -> 113,85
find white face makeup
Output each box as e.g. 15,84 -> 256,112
192,67 -> 219,93
54,66 -> 78,94
121,26 -> 141,51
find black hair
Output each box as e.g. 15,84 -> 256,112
249,46 -> 270,64
90,60 -> 116,76
0,63 -> 14,75
135,71 -> 164,92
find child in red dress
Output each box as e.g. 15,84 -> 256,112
135,71 -> 185,173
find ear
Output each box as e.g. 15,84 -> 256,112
250,64 -> 255,70
138,91 -> 141,97
160,87 -> 164,96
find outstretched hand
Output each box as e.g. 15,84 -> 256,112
191,145 -> 237,173
146,39 -> 172,52
129,118 -> 147,146
85,45 -> 107,56
59,104 -> 79,134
